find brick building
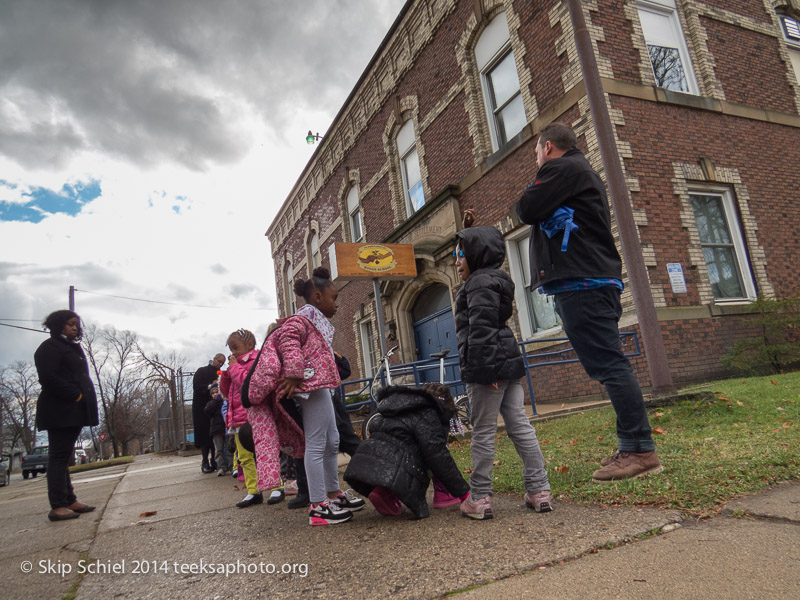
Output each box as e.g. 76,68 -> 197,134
266,0 -> 800,403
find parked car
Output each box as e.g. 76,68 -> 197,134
22,445 -> 49,479
75,448 -> 87,464
0,454 -> 10,487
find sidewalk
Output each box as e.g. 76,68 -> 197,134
2,450 -> 798,599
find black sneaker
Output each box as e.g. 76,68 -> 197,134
331,489 -> 366,512
288,494 -> 310,509
309,500 -> 353,526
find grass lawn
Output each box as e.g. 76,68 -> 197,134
449,371 -> 800,517
69,456 -> 134,474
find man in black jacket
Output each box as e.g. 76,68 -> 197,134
515,122 -> 662,483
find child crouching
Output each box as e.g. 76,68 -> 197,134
343,383 -> 469,519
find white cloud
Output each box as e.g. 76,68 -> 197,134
0,0 -> 407,370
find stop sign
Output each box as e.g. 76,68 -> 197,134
98,433 -> 108,442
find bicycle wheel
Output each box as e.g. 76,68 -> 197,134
454,394 -> 472,431
362,411 -> 382,439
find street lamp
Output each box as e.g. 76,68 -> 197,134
306,130 -> 322,144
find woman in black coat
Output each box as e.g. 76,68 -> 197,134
343,385 -> 469,519
34,310 -> 99,522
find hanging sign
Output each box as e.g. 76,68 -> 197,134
329,243 -> 417,280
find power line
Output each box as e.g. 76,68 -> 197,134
74,288 -> 273,311
0,322 -> 47,334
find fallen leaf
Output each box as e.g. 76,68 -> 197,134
493,460 -> 501,465
704,437 -> 714,441
554,465 -> 569,474
777,407 -> 785,411
569,439 -> 578,446
771,380 -> 780,385
718,397 -> 730,402
739,381 -> 747,384
541,439 -> 551,444
654,412 -> 664,418
736,401 -> 744,406
138,511 -> 157,517
695,450 -> 701,455
596,436 -> 604,441
652,426 -> 666,435
463,468 -> 474,474
783,422 -> 792,429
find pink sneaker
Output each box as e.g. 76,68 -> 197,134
524,490 -> 554,513
461,494 -> 493,520
368,487 -> 403,516
433,479 -> 461,508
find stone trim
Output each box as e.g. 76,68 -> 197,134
337,169 -> 364,243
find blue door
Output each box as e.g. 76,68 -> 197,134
412,307 -> 461,388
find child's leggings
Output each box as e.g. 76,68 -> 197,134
299,388 -> 340,504
467,379 -> 549,499
234,432 -> 258,495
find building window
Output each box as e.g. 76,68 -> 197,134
506,232 -> 561,339
779,14 -> 800,82
285,261 -> 296,315
637,0 -> 698,94
359,319 -> 377,377
346,185 -> 364,242
396,120 -> 425,215
475,12 -> 527,150
310,230 -> 321,269
689,190 -> 755,301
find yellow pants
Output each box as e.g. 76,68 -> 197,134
235,433 -> 258,495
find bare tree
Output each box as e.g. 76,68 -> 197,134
83,324 -> 143,458
137,348 -> 188,450
0,361 -> 41,453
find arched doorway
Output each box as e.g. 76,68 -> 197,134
411,284 -> 460,385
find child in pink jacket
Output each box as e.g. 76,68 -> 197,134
250,267 -> 364,525
220,329 -> 262,508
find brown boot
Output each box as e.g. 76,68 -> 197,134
592,451 -> 663,483
600,450 -> 620,467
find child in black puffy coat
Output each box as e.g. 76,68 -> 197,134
343,383 -> 469,519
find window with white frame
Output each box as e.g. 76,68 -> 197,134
506,232 -> 561,339
310,231 -> 321,269
688,189 -> 755,301
359,319 -> 377,377
346,185 -> 364,242
285,260 -> 296,315
779,13 -> 800,82
475,12 -> 527,150
396,120 -> 425,215
637,0 -> 698,94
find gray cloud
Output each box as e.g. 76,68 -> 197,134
0,0 -> 406,171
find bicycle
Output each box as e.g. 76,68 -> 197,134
363,347 -> 472,439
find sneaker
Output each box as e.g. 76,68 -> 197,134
592,451 -> 664,483
368,487 -> 403,516
524,490 -> 554,513
231,469 -> 238,479
217,468 -> 226,477
309,500 -> 353,525
433,480 -> 461,508
235,493 -> 263,508
288,493 -> 310,510
284,479 -> 299,496
600,450 -> 620,467
267,489 -> 285,505
330,489 -> 366,512
461,494 -> 493,520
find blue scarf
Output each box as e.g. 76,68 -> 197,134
540,206 -> 578,252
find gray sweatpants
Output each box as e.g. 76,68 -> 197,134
298,388 -> 341,503
467,379 -> 550,499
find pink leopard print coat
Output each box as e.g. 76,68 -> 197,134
247,315 -> 340,491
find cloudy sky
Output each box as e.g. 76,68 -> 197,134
0,0 -> 407,370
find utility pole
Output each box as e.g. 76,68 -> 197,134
69,286 -> 75,311
566,0 -> 674,394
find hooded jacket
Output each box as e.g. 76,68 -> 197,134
343,385 -> 469,519
514,148 -> 622,288
454,226 -> 525,384
34,335 -> 99,431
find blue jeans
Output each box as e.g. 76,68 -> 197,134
554,286 -> 655,452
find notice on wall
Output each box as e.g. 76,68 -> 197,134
329,242 -> 417,281
667,263 -> 687,294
